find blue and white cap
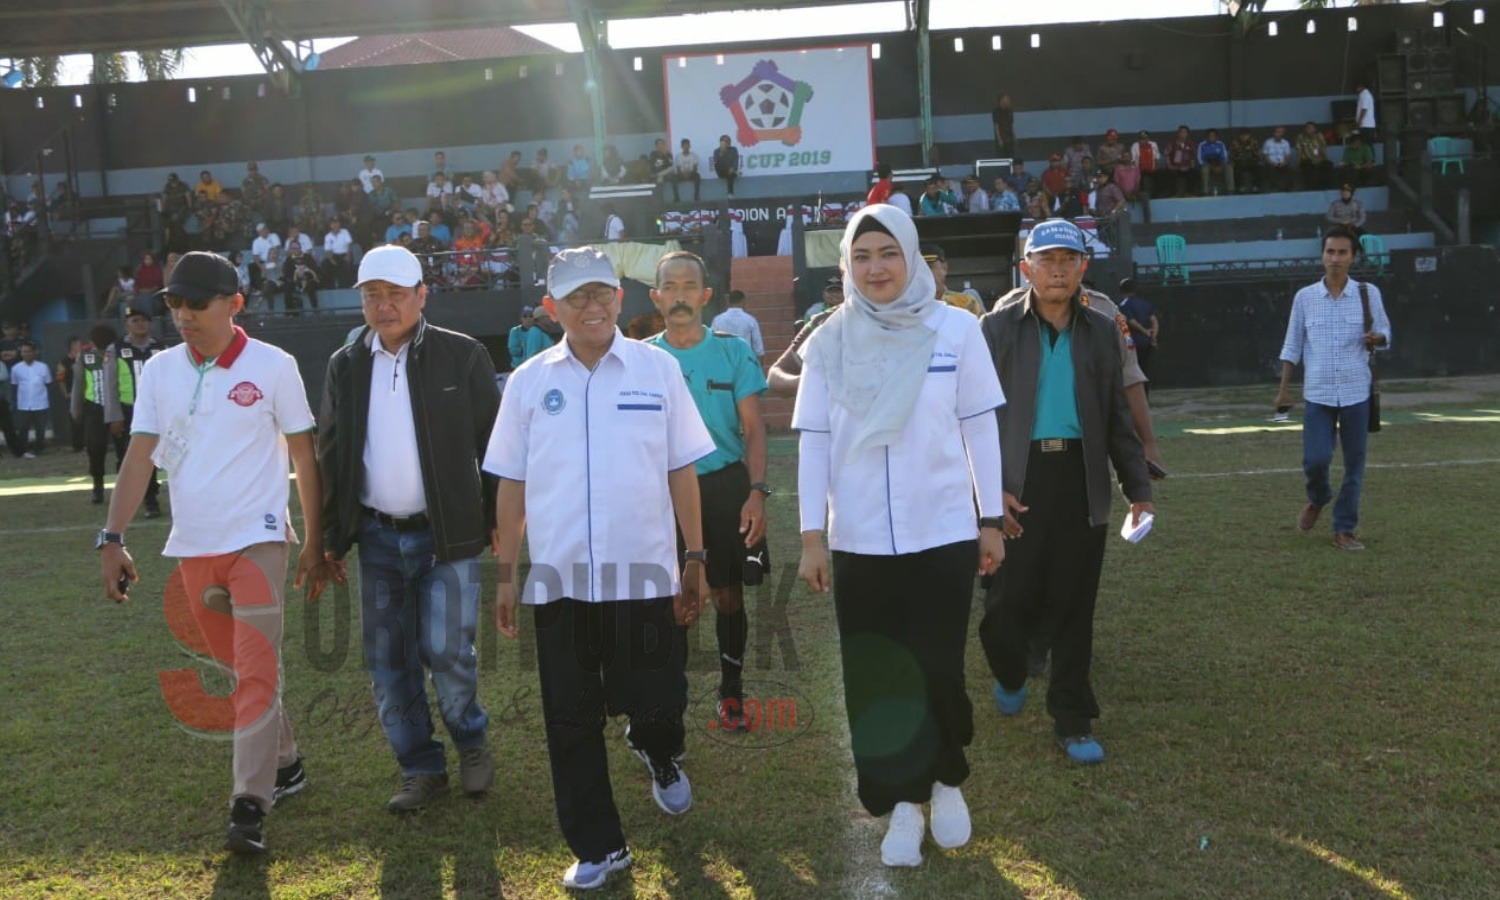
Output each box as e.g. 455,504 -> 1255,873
1024,218 -> 1087,256
547,246 -> 620,301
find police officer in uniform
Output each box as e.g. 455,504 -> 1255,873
71,324 -> 122,504
104,307 -> 166,518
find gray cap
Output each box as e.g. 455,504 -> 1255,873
547,247 -> 620,301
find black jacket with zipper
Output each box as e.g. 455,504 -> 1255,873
982,289 -> 1152,527
318,318 -> 500,563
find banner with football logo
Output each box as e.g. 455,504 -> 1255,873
663,45 -> 875,179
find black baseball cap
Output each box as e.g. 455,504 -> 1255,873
920,243 -> 946,262
156,251 -> 239,303
124,305 -> 152,320
823,275 -> 843,292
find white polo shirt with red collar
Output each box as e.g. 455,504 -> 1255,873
482,330 -> 714,605
131,326 -> 316,558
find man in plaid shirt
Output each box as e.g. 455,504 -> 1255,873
1275,225 -> 1391,551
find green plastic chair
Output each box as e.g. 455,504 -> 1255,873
1360,233 -> 1389,274
1428,136 -> 1466,175
1155,234 -> 1189,284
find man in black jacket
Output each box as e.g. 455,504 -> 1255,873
979,219 -> 1154,765
317,245 -> 501,812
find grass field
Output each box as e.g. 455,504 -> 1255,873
3,377 -> 1499,899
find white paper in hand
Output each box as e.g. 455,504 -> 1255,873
1120,510 -> 1154,543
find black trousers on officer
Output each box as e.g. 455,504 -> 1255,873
533,597 -> 688,862
980,443 -> 1106,737
81,402 -> 126,490
120,403 -> 159,505
832,540 -> 976,816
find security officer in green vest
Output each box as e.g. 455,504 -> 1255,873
104,307 -> 166,517
70,324 -> 122,505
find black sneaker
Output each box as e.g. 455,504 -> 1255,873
225,798 -> 267,854
90,487 -> 104,504
717,685 -> 748,734
144,499 -> 162,519
273,756 -> 307,805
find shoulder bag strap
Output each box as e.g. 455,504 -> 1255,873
1358,281 -> 1376,386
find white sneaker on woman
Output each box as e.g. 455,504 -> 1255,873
880,801 -> 925,867
929,781 -> 972,849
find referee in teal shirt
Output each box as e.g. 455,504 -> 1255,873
647,251 -> 770,732
979,220 -> 1154,765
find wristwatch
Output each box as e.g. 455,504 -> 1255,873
684,549 -> 709,564
750,482 -> 773,498
95,530 -> 126,550
978,517 -> 1006,532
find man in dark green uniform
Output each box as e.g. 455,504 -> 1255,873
104,307 -> 166,517
646,250 -> 771,730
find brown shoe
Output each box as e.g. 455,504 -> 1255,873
459,746 -> 494,795
1297,503 -> 1323,532
386,773 -> 449,812
1332,532 -> 1365,551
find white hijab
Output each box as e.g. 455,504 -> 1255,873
803,204 -> 938,456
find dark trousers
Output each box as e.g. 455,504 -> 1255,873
1263,163 -> 1294,192
0,400 -> 24,456
15,408 -> 47,452
980,444 -> 1106,737
1236,162 -> 1260,192
81,403 -> 125,489
832,540 -> 976,816
716,170 -> 736,195
669,171 -> 701,202
120,403 -> 159,504
1135,345 -> 1155,387
533,597 -> 688,862
1299,160 -> 1333,190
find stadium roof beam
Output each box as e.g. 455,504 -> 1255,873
911,0 -> 934,167
218,0 -> 308,96
570,0 -> 610,177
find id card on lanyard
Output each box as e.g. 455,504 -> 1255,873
153,356 -> 216,474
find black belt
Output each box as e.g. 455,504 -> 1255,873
364,507 -> 430,532
1033,438 -> 1079,453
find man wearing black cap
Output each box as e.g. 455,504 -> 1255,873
922,244 -> 983,316
507,305 -> 551,370
103,306 -> 166,517
99,251 -> 330,855
317,245 -> 500,813
767,275 -> 843,397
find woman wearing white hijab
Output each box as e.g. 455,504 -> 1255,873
793,204 -> 1007,867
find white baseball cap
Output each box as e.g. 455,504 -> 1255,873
547,247 -> 620,301
354,245 -> 423,288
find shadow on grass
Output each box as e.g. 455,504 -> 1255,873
209,853 -> 271,900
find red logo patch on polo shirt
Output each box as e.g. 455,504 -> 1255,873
227,382 -> 264,406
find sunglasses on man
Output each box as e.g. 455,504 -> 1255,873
162,294 -> 222,311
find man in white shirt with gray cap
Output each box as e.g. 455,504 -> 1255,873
484,245 -> 714,891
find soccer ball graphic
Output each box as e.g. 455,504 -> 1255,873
720,59 -> 813,147
744,81 -> 794,130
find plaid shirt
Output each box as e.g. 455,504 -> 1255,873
1280,278 -> 1392,408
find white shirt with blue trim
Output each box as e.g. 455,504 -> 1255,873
483,330 -> 714,604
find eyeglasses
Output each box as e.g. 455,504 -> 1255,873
558,287 -> 617,310
162,294 -> 217,311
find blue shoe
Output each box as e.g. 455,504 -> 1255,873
563,847 -> 632,890
993,683 -> 1027,717
1056,734 -> 1106,765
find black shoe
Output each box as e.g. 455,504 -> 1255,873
717,684 -> 748,734
273,756 -> 307,805
144,500 -> 162,519
91,488 -> 104,504
225,798 -> 267,854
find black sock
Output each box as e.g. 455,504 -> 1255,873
716,607 -> 747,693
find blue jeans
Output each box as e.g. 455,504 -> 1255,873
1302,399 -> 1370,535
358,515 -> 488,775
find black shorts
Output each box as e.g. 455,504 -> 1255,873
680,461 -> 771,590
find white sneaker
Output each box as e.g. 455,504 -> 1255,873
929,781 -> 972,849
880,801 -> 924,867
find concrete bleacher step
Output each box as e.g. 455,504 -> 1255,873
1132,230 -> 1437,266
1135,186 -> 1391,225
1137,208 -> 1417,246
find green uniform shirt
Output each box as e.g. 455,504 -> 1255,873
1031,318 -> 1082,440
647,327 -> 768,476
79,346 -> 108,405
